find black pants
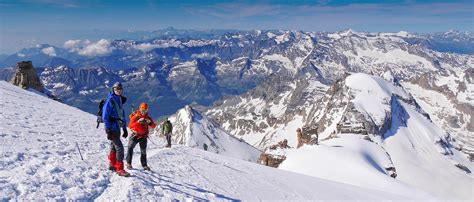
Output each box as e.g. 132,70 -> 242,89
126,135 -> 148,167
165,133 -> 171,147
108,130 -> 124,162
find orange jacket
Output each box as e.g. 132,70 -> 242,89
128,111 -> 156,138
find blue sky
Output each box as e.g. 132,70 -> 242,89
0,0 -> 473,54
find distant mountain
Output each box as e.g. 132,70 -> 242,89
163,105 -> 261,162
425,31 -> 474,54
206,74 -> 328,148
1,29 -> 473,200
0,30 -> 472,148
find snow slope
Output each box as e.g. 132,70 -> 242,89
1,81 -> 413,200
281,73 -> 474,199
165,105 -> 261,162
280,135 -> 433,199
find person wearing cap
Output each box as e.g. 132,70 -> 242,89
102,82 -> 130,177
126,102 -> 156,171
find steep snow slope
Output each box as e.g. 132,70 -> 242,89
286,73 -> 473,199
1,81 -> 415,200
164,105 -> 261,162
384,100 -> 473,199
401,69 -> 474,157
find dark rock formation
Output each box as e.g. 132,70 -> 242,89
385,167 -> 397,178
269,139 -> 290,150
257,139 -> 291,168
10,61 -> 44,92
258,153 -> 286,168
297,127 -> 318,148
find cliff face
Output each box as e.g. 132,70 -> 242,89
10,61 -> 44,92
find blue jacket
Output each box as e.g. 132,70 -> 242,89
102,92 -> 126,131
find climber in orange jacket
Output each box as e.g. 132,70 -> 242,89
125,102 -> 156,171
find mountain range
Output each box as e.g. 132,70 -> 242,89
1,29 -> 472,159
1,28 -> 473,200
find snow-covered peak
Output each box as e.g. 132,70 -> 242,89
168,105 -> 261,162
345,73 -> 410,126
395,31 -> 410,37
327,29 -> 357,40
300,73 -> 473,199
340,29 -> 357,36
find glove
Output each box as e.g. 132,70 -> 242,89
122,128 -> 128,138
138,118 -> 146,124
106,129 -> 115,140
147,120 -> 152,126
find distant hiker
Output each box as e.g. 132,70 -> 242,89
163,118 -> 173,148
296,128 -> 304,148
126,102 -> 156,171
102,82 -> 130,177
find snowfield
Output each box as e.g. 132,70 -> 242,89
0,81 -> 416,200
281,73 -> 474,200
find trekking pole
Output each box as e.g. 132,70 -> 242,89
76,142 -> 84,161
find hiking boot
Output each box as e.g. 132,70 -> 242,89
108,166 -> 116,171
117,169 -> 130,177
126,163 -> 133,170
143,166 -> 151,171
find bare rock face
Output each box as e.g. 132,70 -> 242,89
269,139 -> 290,150
257,139 -> 291,167
297,128 -> 318,148
258,153 -> 286,168
10,61 -> 44,92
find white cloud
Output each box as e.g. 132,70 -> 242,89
63,39 -> 114,56
41,47 -> 57,56
78,39 -> 113,56
133,43 -> 161,52
64,39 -> 82,52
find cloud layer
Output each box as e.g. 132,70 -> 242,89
64,39 -> 114,56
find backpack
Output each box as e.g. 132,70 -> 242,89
163,120 -> 172,134
96,96 -> 127,129
129,110 -> 139,121
96,99 -> 106,128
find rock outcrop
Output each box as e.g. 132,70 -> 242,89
10,61 -> 44,92
258,153 -> 286,168
297,127 -> 318,148
257,139 -> 291,168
